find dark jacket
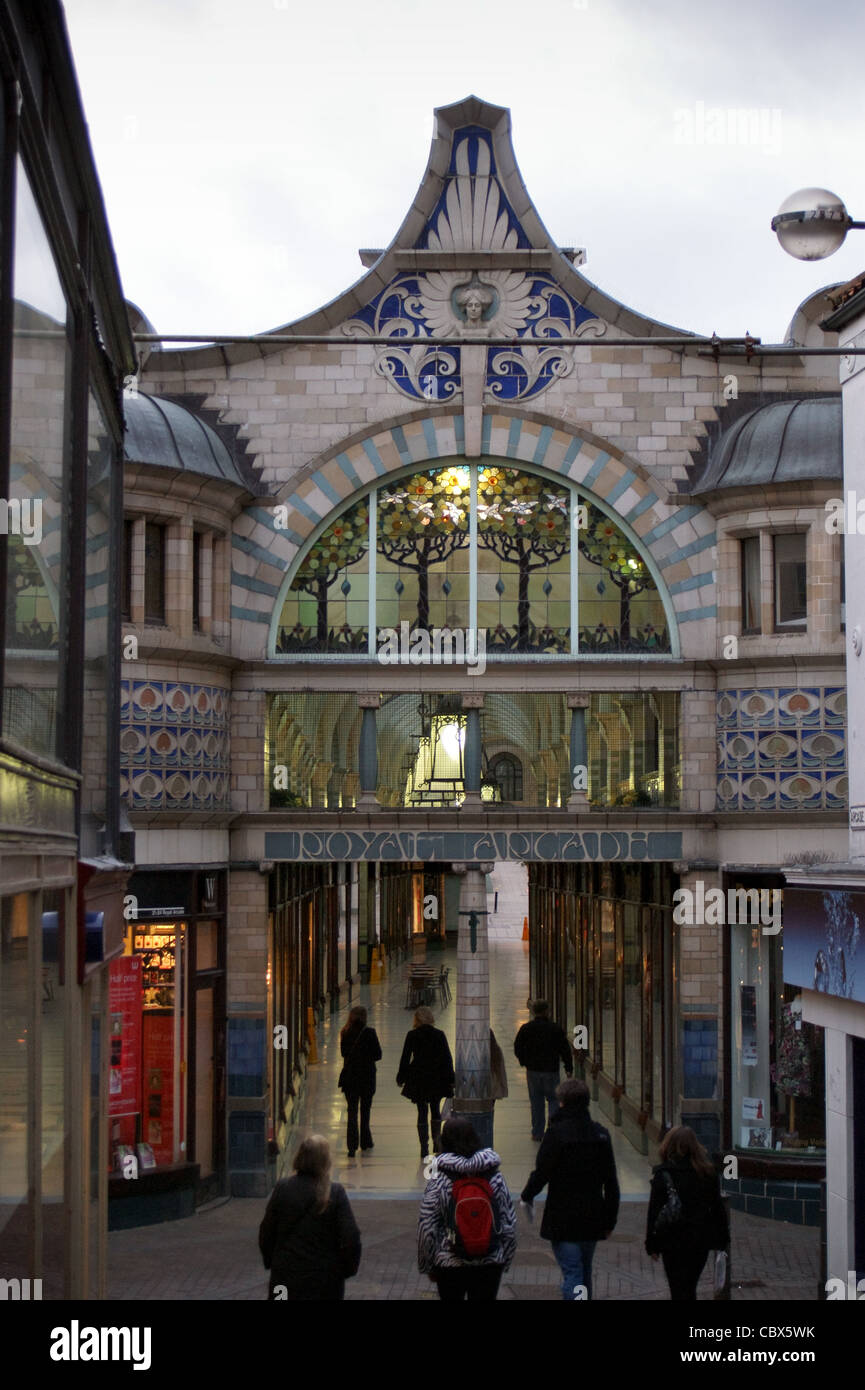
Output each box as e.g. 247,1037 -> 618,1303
339,1024 -> 382,1096
521,1104 -> 620,1241
397,1024 -> 455,1103
259,1174 -> 361,1299
514,1016 -> 573,1074
645,1159 -> 729,1256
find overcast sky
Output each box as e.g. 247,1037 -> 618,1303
63,0 -> 865,344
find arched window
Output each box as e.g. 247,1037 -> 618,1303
274,463 -> 670,656
489,751 -> 523,803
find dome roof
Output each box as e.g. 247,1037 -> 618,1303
692,396 -> 842,494
124,393 -> 249,488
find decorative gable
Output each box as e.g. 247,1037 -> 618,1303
344,104 -> 605,418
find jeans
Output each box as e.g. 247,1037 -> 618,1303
415,1099 -> 442,1155
345,1090 -> 373,1154
551,1240 -> 597,1301
526,1070 -> 560,1138
434,1266 -> 503,1301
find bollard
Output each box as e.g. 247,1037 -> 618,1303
522,916 -> 529,941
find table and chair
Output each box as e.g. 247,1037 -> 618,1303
404,963 -> 451,1009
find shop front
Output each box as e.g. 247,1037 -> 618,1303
530,861 -> 678,1154
108,869 -> 226,1227
782,876 -> 865,1278
724,873 -> 825,1227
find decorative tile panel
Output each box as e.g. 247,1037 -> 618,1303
120,680 -> 230,811
716,687 -> 847,811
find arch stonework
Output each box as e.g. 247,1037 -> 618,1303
230,407 -> 717,656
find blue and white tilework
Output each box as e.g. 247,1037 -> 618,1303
716,687 -> 847,811
120,679 -> 230,811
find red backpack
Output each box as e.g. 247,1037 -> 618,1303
448,1176 -> 498,1259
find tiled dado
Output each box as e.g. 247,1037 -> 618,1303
716,687 -> 847,811
120,680 -> 230,810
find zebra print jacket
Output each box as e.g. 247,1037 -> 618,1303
417,1148 -> 517,1273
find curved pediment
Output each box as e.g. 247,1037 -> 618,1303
150,96 -> 691,373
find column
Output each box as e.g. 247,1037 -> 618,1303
673,862 -> 723,1153
568,694 -> 589,808
461,692 -> 484,808
166,519 -> 194,637
356,694 -> 380,810
199,531 -> 214,634
227,867 -> 270,1196
357,862 -> 375,983
129,517 -> 146,623
452,860 -> 495,1148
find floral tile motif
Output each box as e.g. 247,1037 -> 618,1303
121,679 -> 230,810
716,686 -> 846,811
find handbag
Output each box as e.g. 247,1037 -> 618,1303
651,1169 -> 685,1249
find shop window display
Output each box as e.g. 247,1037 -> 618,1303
730,888 -> 825,1156
109,922 -> 187,1173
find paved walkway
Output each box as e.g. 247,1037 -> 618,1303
107,1194 -> 819,1301
107,860 -> 820,1300
285,860 -> 649,1195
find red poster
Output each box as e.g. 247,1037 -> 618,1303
108,957 -> 142,1118
142,1012 -> 174,1165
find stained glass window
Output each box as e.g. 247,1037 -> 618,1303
274,463 -> 671,656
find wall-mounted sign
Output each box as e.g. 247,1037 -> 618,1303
264,829 -> 684,864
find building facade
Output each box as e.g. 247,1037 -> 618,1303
116,96 -> 848,1222
0,0 -> 135,1296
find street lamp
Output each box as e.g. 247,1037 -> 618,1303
771,187 -> 865,261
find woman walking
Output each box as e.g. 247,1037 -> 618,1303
645,1125 -> 729,1301
258,1135 -> 361,1300
417,1117 -> 516,1301
338,1005 -> 382,1157
396,1005 -> 455,1158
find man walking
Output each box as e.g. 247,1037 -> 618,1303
520,1079 -> 620,1300
513,999 -> 573,1140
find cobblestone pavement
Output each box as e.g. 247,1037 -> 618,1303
108,1194 -> 819,1302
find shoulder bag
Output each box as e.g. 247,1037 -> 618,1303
651,1169 -> 685,1250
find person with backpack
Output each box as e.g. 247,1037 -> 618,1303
645,1125 -> 729,1300
520,1078 -> 619,1300
258,1135 -> 361,1300
338,1005 -> 382,1157
417,1117 -> 516,1301
396,1005 -> 455,1159
513,999 -> 574,1140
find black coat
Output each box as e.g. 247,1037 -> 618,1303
513,1017 -> 573,1074
258,1174 -> 361,1299
521,1105 -> 620,1241
339,1025 -> 382,1096
396,1024 -> 455,1103
645,1159 -> 728,1256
